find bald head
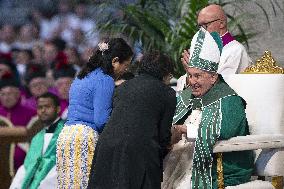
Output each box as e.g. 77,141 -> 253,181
199,4 -> 227,22
198,4 -> 227,35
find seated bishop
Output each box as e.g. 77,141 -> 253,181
162,28 -> 254,189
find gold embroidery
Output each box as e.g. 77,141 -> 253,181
271,176 -> 284,189
217,152 -> 225,189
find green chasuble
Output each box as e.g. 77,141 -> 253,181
21,119 -> 64,189
211,96 -> 254,188
173,76 -> 254,189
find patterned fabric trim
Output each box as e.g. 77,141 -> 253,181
173,95 -> 192,124
189,29 -> 219,73
195,94 -> 237,108
173,88 -> 193,124
191,100 -> 222,189
189,58 -> 219,73
56,124 -> 98,189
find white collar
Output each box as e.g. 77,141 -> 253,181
45,117 -> 60,130
221,31 -> 229,37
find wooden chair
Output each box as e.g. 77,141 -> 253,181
0,115 -> 15,189
16,116 -> 42,153
0,115 -> 44,188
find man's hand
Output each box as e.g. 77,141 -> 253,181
181,49 -> 190,69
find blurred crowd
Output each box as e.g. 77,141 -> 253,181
0,0 -> 101,172
0,0 -> 100,119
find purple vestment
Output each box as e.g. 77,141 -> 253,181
221,32 -> 235,47
0,100 -> 36,170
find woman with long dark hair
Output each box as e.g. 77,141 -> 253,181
56,38 -> 133,188
87,51 -> 177,189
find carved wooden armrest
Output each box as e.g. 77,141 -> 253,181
0,127 -> 29,142
0,116 -> 44,143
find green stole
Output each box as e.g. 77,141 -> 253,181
22,119 -> 64,189
173,77 -> 237,189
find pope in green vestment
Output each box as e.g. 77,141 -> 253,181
162,28 -> 253,189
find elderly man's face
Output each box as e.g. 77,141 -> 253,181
29,77 -> 49,97
55,77 -> 73,100
186,67 -> 217,97
0,86 -> 20,108
197,12 -> 222,33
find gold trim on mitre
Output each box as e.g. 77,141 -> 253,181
242,51 -> 284,74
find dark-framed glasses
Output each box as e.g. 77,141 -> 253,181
197,18 -> 221,29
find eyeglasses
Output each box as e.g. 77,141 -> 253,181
197,19 -> 221,29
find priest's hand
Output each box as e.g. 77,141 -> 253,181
181,49 -> 190,69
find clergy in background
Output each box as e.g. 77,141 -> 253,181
0,72 -> 36,171
10,92 -> 64,189
177,4 -> 252,91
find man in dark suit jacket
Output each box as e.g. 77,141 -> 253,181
88,51 -> 177,189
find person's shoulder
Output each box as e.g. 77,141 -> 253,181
224,40 -> 247,52
0,104 -> 5,113
99,73 -> 114,83
160,82 -> 176,92
132,75 -> 174,93
131,74 -> 157,85
165,86 -> 177,107
222,95 -> 245,109
159,83 -> 177,101
58,118 -> 66,125
18,102 -> 37,115
89,69 -> 114,83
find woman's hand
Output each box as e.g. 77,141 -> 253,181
170,125 -> 187,145
174,125 -> 187,134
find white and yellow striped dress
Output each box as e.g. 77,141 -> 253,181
56,124 -> 99,189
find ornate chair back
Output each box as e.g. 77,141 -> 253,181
223,74 -> 284,188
